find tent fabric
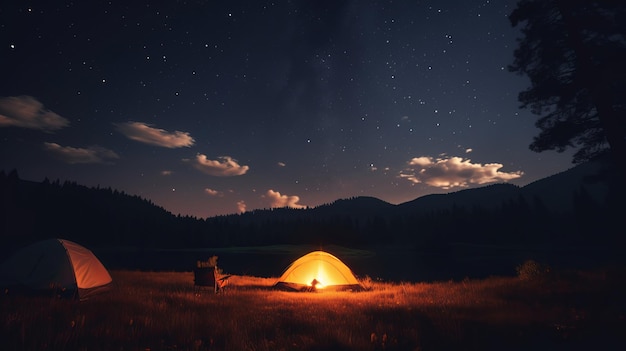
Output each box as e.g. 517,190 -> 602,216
61,239 -> 112,290
274,251 -> 363,291
0,238 -> 112,299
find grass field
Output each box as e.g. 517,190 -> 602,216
1,265 -> 625,350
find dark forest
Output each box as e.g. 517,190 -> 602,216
1,156 -> 622,261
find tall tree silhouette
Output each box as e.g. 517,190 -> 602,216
508,0 -> 626,176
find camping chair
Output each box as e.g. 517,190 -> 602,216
193,258 -> 231,294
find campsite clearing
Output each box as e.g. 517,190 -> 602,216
1,268 -> 625,350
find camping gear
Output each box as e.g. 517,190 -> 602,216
193,256 -> 231,294
274,251 -> 364,291
0,238 -> 112,300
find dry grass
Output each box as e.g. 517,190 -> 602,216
1,269 -> 625,350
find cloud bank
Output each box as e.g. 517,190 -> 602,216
266,189 -> 307,209
193,154 -> 249,176
0,96 -> 70,132
44,142 -> 119,164
115,121 -> 194,148
399,156 -> 523,189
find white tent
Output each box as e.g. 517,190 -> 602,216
0,238 -> 112,300
274,251 -> 364,291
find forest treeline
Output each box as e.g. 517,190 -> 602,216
0,161 -> 622,258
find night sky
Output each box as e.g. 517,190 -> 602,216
0,0 -> 575,218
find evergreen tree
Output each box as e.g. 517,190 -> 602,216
509,0 -> 626,175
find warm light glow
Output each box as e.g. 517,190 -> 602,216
275,251 -> 363,291
309,278 -> 325,289
302,261 -> 335,289
314,264 -> 330,289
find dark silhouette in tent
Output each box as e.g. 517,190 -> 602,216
0,238 -> 112,300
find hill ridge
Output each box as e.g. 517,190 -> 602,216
0,157 -> 620,255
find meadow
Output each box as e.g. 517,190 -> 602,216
1,263 -> 625,351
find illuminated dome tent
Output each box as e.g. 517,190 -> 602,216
274,251 -> 364,291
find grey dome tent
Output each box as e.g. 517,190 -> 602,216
0,238 -> 112,300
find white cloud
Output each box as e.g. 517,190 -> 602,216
161,170 -> 172,176
44,142 -> 119,164
399,156 -> 523,189
237,200 -> 247,213
265,189 -> 306,209
193,154 -> 249,176
204,188 -> 223,197
0,96 -> 70,132
465,148 -> 473,153
115,121 -> 194,148
278,162 -> 286,167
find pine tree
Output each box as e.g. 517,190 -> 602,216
509,0 -> 626,176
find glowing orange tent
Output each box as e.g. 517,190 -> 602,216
274,251 -> 364,291
0,238 -> 112,300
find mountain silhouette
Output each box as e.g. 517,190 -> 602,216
0,156 -> 622,257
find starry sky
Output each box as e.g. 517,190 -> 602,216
0,0 -> 575,218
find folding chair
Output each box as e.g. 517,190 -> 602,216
193,257 -> 231,294
214,267 -> 231,293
